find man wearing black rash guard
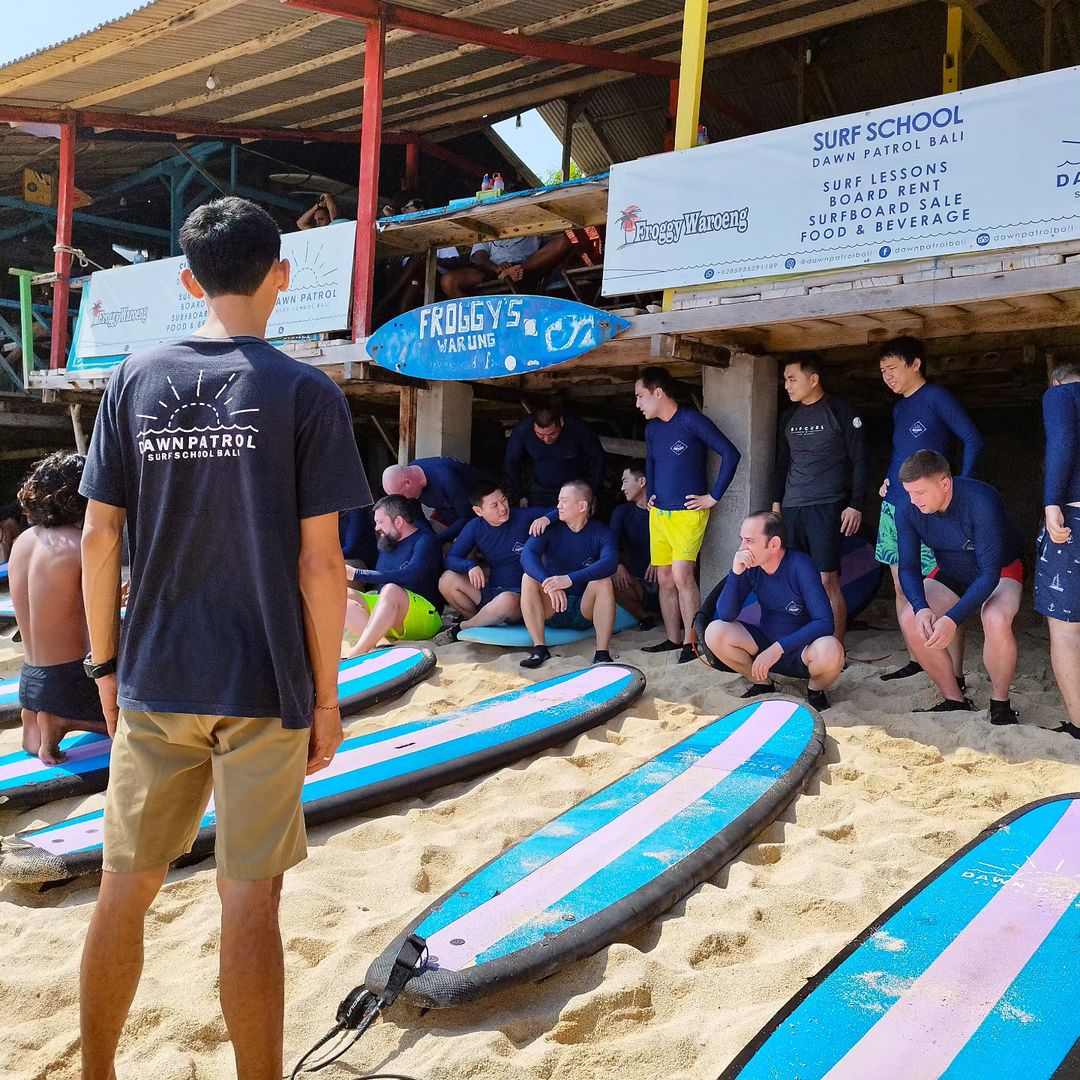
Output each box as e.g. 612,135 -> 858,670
635,367 -> 741,663
896,451 -> 1023,722
437,481 -> 554,640
519,481 -> 618,669
773,353 -> 869,643
704,511 -> 844,711
1036,361 -> 1080,740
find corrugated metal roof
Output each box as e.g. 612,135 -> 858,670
4,2 -> 156,68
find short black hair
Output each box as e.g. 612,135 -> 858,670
623,461 -> 646,480
179,196 -> 281,298
532,404 -> 563,428
1050,360 -> 1080,385
470,479 -> 504,507
561,479 -> 595,514
784,352 -> 823,379
638,366 -> 676,397
898,449 -> 951,484
373,494 -> 418,523
18,452 -> 87,528
879,335 -> 927,375
746,510 -> 786,547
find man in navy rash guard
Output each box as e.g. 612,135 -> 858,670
896,450 -> 1023,722
610,463 -> 656,626
1036,360 -> 1080,740
504,404 -> 605,506
773,353 -> 868,643
437,481 -> 554,640
519,480 -> 618,669
635,366 -> 741,664
345,495 -> 443,655
876,336 -> 983,684
382,456 -> 486,543
704,511 -> 843,711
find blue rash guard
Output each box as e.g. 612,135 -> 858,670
413,456 -> 487,543
716,549 -> 834,656
885,384 -> 983,507
504,415 -> 605,502
445,508 -> 555,592
645,406 -> 741,511
1043,383 -> 1080,507
521,519 -> 619,596
351,527 -> 443,608
897,477 -> 1023,625
610,501 -> 651,578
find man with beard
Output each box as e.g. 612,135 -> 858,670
344,494 -> 443,655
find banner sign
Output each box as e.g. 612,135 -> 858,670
603,66 -> 1080,295
366,295 -> 630,380
71,221 -> 355,368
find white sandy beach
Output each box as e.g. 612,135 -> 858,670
2,593 -> 1080,1080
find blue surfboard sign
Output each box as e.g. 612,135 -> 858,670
366,296 -> 630,380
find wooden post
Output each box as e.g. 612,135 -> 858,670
795,36 -> 808,123
943,4 -> 963,93
404,136 -> 419,190
397,385 -> 417,463
1043,0 -> 1055,71
50,117 -> 76,369
560,98 -> 578,182
423,247 -> 437,305
69,404 -> 87,454
352,10 -> 386,341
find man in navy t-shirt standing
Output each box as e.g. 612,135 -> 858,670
635,366 -> 741,664
704,511 -> 843,711
78,197 -> 370,1079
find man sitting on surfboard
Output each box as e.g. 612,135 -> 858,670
519,480 -> 619,669
346,494 -> 444,655
9,452 -> 107,764
895,450 -> 1024,722
383,457 -> 487,543
704,511 -> 844,711
436,481 -> 554,642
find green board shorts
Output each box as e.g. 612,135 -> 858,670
359,589 -> 443,641
875,499 -> 937,577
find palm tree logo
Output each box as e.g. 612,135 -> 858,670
617,205 -> 642,242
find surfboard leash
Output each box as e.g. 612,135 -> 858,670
289,933 -> 428,1077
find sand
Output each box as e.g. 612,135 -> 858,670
2,595 -> 1080,1080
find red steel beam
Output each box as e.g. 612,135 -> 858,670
285,0 -> 674,78
352,10 -> 386,339
51,118 -> 76,370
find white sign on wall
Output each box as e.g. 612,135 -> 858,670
603,66 -> 1080,295
72,221 -> 355,366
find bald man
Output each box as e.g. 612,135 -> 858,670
382,457 -> 487,544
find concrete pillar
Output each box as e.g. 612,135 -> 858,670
700,353 -> 778,586
414,382 -> 473,461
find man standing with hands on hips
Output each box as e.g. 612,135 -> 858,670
78,197 -> 370,1080
635,366 -> 741,664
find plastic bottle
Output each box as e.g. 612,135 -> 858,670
697,124 -> 709,146
481,173 -> 492,191
492,172 -> 504,193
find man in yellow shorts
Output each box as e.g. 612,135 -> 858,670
345,494 -> 443,655
635,367 -> 742,664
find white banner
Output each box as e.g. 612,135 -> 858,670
73,221 -> 355,363
603,66 -> 1080,295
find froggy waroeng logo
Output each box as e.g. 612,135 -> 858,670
136,371 -> 259,462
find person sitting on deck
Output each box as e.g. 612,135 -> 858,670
441,234 -> 572,299
610,463 -> 658,628
296,193 -> 338,230
9,452 -> 108,764
895,450 -> 1024,722
344,495 -> 443,656
382,457 -> 487,543
704,511 -> 843,712
519,480 -> 619,670
436,481 -> 555,643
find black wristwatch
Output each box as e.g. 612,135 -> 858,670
84,654 -> 117,680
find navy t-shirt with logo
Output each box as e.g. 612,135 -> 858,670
81,337 -> 371,729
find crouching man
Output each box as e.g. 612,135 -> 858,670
704,511 -> 843,711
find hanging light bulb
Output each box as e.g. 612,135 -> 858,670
515,113 -> 523,128
205,71 -> 217,91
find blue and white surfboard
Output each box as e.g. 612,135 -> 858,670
367,296 -> 630,381
0,664 -> 645,883
0,675 -> 18,725
458,605 -> 639,647
0,594 -> 13,620
366,697 -> 824,1007
0,561 -> 8,585
0,646 -> 436,814
723,795 -> 1080,1080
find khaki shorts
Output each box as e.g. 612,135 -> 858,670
102,709 -> 309,880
